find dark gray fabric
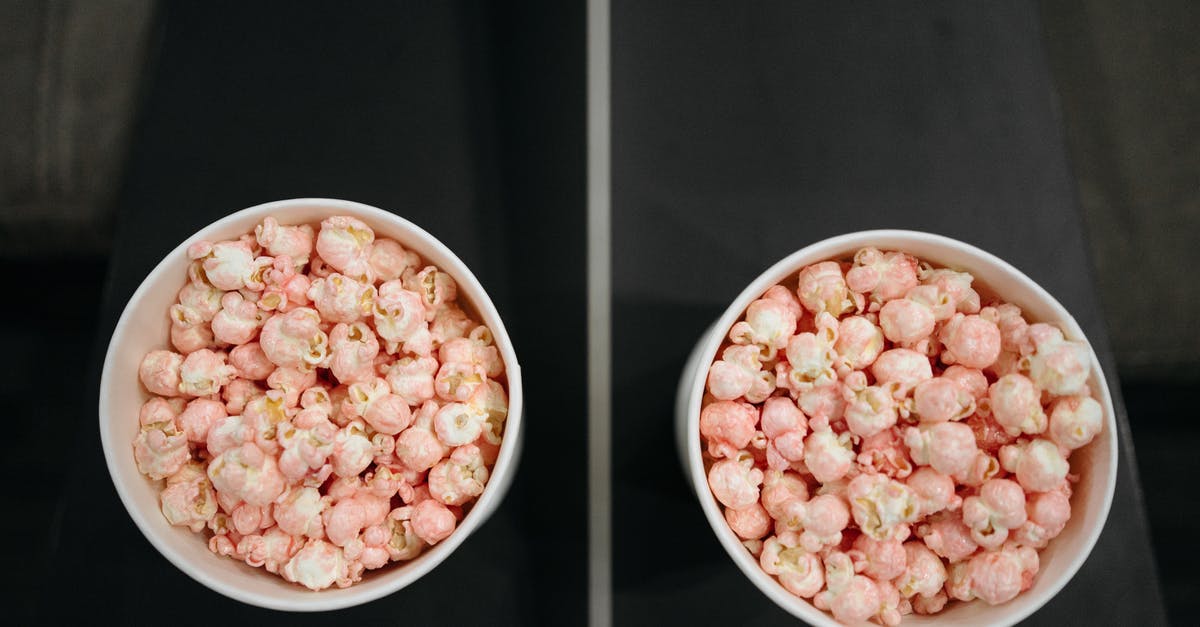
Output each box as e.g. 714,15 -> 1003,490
0,0 -> 155,255
1041,0 -> 1200,377
611,2 -> 1167,624
44,3 -> 587,624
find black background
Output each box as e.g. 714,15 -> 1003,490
5,1 -> 1183,625
34,2 -> 587,625
611,2 -> 1166,625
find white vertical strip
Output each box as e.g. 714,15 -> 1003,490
587,0 -> 612,626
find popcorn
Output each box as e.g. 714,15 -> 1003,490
396,403 -> 451,472
176,398 -> 227,443
439,333 -> 505,379
850,534 -> 908,581
846,473 -> 919,542
139,350 -> 184,397
988,373 -> 1047,436
433,401 -> 487,447
760,398 -> 806,439
904,284 -> 955,323
707,451 -> 765,510
917,511 -> 979,563
961,479 -> 1028,550
912,376 -> 975,423
211,292 -> 265,345
814,552 -> 882,625
277,409 -> 337,484
938,313 -> 1002,369
315,216 -> 375,281
879,297 -> 936,345
941,365 -> 989,400
895,541 -> 947,601
1000,438 -> 1069,493
308,273 -> 376,324
206,413 -> 252,456
803,428 -> 855,483
160,462 -> 217,532
331,421 -> 374,478
965,412 -> 1018,454
383,509 -> 425,561
1048,395 -> 1103,451
239,527 -> 302,573
871,348 -> 933,394
275,486 -> 328,539
708,344 -> 775,403
911,590 -> 948,615
797,261 -> 859,316
1023,323 -> 1091,396
729,296 -> 798,360
430,305 -> 474,345
259,256 -> 313,312
323,492 -> 389,548
782,493 -> 851,553
255,217 -> 314,266
428,444 -> 489,506
988,303 -> 1029,352
281,539 -> 349,591
760,536 -> 824,598
701,400 -> 759,459
846,247 -> 920,305
905,467 -> 961,516
385,356 -> 439,405
434,361 -> 487,403
207,442 -> 286,506
700,248 -> 1104,623
760,471 -> 810,520
725,502 -> 772,540
347,377 -> 412,435
231,501 -> 274,536
133,397 -> 190,479
373,281 -> 431,355
267,366 -> 318,407
259,307 -> 329,370
919,267 -> 981,316
173,282 -> 223,325
178,349 -> 236,397
228,342 -> 276,380
904,422 -> 978,477
843,384 -> 900,438
783,312 -> 839,388
243,390 -> 292,454
135,215 -> 508,590
794,380 -> 846,423
856,428 -> 914,478
367,238 -> 416,282
407,266 -> 458,315
950,544 -> 1039,605
171,321 -> 213,354
1013,489 -> 1071,548
834,315 -> 885,373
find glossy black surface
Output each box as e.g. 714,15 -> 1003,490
39,3 -> 587,625
610,2 -> 1167,625
16,2 -> 1177,625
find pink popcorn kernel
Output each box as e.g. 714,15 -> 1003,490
700,248 -> 1105,624
135,215 -> 508,590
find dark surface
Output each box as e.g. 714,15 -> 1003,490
611,2 -> 1168,625
1040,0 -> 1200,376
8,2 -> 1191,625
1124,382 -> 1200,625
34,2 -> 586,625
